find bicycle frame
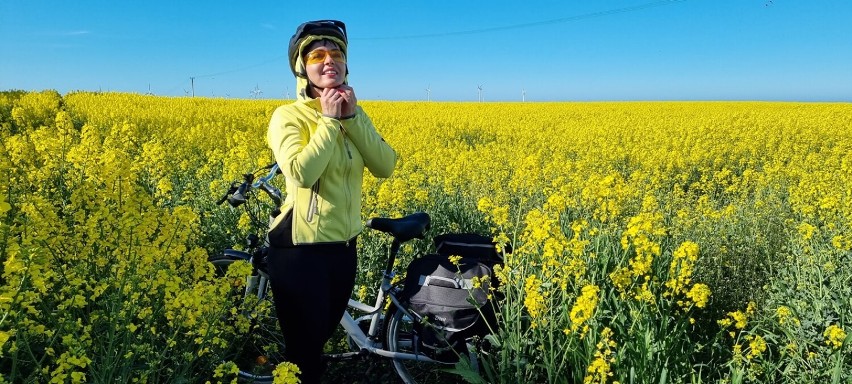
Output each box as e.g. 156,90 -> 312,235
340,275 -> 440,363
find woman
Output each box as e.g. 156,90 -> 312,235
265,20 -> 397,383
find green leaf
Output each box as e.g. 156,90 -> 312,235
484,334 -> 502,348
443,355 -> 486,384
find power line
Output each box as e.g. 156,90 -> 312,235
169,0 -> 687,95
178,55 -> 285,97
354,0 -> 688,41
193,55 -> 286,79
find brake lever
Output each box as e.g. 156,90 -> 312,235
217,182 -> 240,205
257,181 -> 283,207
228,182 -> 250,207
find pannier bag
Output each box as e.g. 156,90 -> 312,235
400,233 -> 505,361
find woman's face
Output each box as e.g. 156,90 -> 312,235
304,40 -> 346,95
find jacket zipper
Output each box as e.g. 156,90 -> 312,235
306,180 -> 320,223
306,109 -> 324,224
342,131 -> 352,159
342,132 -> 353,236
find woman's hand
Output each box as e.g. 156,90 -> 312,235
320,87 -> 345,118
320,86 -> 357,119
336,85 -> 357,118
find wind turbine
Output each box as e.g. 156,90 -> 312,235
477,85 -> 483,102
251,84 -> 263,99
522,88 -> 526,102
426,85 -> 431,102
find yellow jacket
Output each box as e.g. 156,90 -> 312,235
267,97 -> 396,244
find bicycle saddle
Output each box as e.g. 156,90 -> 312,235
366,212 -> 431,242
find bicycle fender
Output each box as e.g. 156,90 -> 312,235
223,249 -> 252,261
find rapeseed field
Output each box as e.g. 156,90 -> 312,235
1,90 -> 849,383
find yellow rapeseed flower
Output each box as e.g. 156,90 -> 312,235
730,311 -> 748,329
570,285 -> 600,335
746,334 -> 767,360
523,275 -> 546,326
685,283 -> 711,308
775,306 -> 800,327
797,222 -> 816,241
719,309 -> 749,332
824,324 -> 847,350
633,282 -> 656,306
665,241 -> 699,297
584,327 -> 616,384
272,361 -> 302,384
609,267 -> 633,294
746,301 -> 757,316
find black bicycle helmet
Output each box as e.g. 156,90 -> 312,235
288,19 -> 348,78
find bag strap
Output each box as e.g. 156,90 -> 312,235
420,275 -> 459,288
418,275 -> 477,289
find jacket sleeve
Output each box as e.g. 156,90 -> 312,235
267,106 -> 340,188
341,106 -> 397,178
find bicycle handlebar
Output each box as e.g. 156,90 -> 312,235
217,162 -> 283,208
252,163 -> 280,189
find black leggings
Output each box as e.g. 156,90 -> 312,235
267,234 -> 357,384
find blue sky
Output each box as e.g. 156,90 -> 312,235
1,0 -> 851,101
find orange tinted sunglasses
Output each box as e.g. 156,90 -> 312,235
305,49 -> 346,65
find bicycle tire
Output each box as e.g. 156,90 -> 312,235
384,306 -> 459,384
209,255 -> 284,383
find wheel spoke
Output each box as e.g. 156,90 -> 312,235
385,307 -> 460,384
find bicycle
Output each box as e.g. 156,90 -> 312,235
209,163 -> 474,383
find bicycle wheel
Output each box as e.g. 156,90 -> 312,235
209,255 -> 285,383
384,306 -> 459,384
